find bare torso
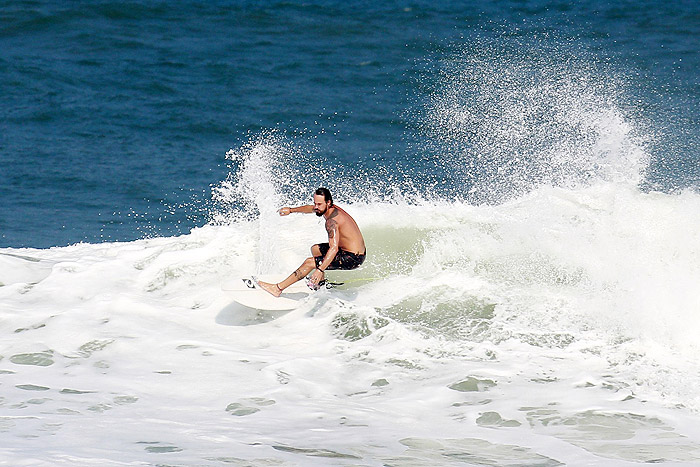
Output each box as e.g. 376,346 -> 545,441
326,206 -> 365,255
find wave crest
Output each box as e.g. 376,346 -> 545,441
419,34 -> 650,203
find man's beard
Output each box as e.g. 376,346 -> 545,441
314,206 -> 326,217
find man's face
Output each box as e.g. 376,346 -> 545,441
313,194 -> 330,217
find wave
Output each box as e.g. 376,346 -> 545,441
2,169 -> 700,465
3,27 -> 695,415
3,180 -> 699,409
180,37 -> 696,405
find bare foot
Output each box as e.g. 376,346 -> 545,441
256,280 -> 282,297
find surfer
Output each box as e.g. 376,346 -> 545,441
256,187 -> 366,297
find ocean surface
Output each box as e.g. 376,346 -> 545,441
2,0 -> 700,465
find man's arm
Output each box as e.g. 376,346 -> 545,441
316,217 -> 339,273
278,205 -> 314,216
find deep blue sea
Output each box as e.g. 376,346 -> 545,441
2,0 -> 698,248
2,2 -> 700,466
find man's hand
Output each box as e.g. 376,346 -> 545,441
309,268 -> 324,286
278,207 -> 291,216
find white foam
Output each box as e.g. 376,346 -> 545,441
2,183 -> 700,465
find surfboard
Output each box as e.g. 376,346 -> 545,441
221,275 -> 315,311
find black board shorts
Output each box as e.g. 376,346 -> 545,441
314,243 -> 366,271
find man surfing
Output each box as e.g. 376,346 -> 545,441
256,187 -> 366,297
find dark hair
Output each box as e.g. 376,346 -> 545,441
315,187 -> 333,206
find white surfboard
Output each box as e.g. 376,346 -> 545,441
221,275 -> 315,311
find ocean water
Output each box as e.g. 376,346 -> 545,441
2,0 -> 700,465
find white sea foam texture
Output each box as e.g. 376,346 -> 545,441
2,184 -> 700,465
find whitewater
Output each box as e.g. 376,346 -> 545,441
2,149 -> 700,465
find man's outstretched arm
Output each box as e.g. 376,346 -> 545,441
278,205 -> 314,216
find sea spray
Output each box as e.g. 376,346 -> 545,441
208,131 -> 385,273
417,33 -> 649,202
210,134 -> 311,273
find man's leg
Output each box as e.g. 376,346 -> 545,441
277,256 -> 316,290
256,245 -> 322,297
